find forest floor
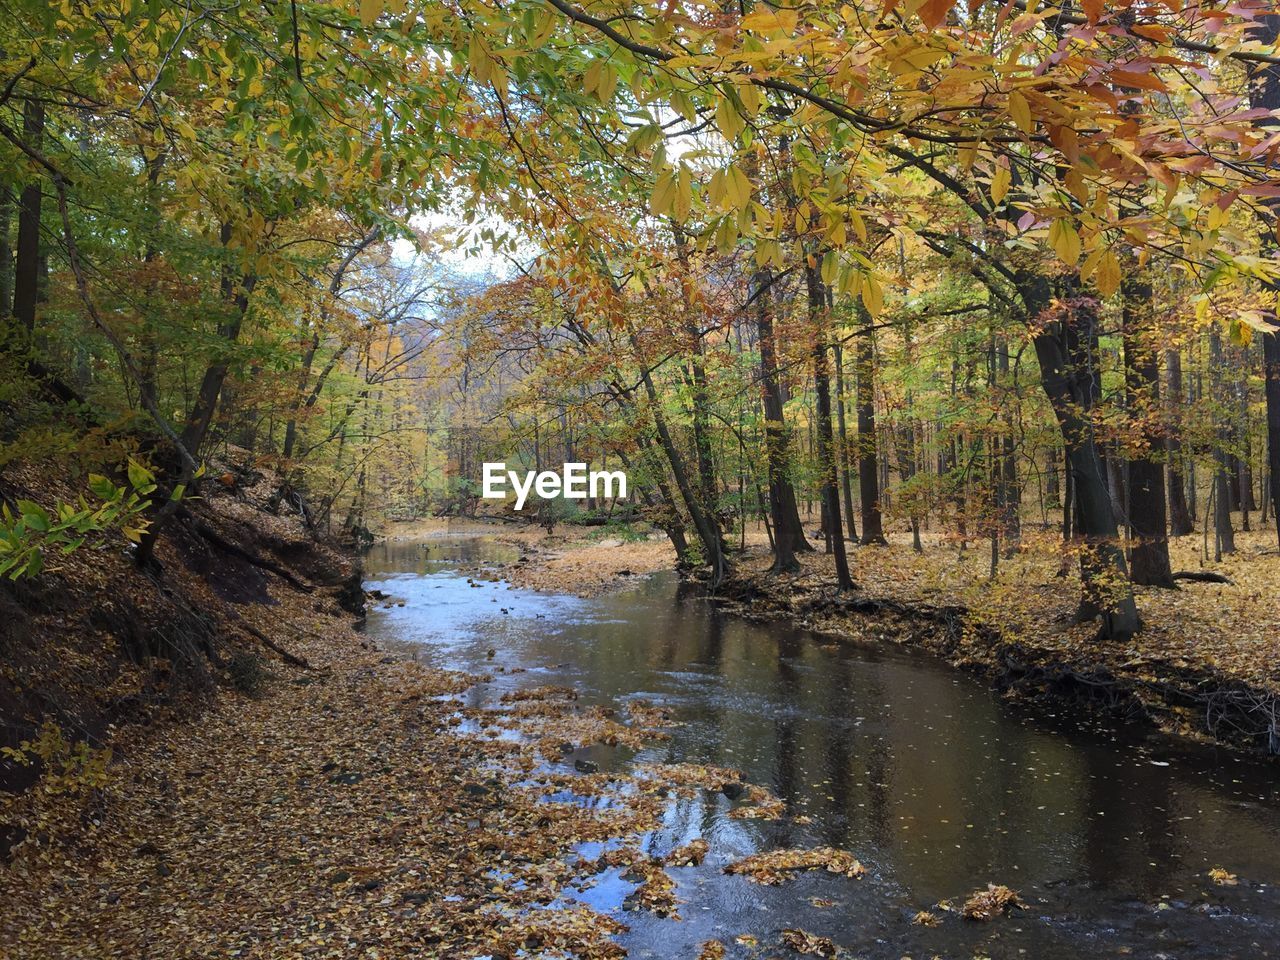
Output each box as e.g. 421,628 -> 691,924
0,584 -> 711,958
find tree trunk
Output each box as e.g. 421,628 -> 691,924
997,337 -> 1021,557
854,301 -> 886,544
1266,331 -> 1280,550
1045,450 -> 1061,509
807,264 -> 853,589
753,266 -> 811,571
179,221 -> 258,458
0,187 -> 12,318
629,324 -> 727,585
1027,272 -> 1140,638
674,227 -> 722,548
282,228 -> 379,464
621,441 -> 690,560
1164,348 -> 1195,536
1251,12 -> 1280,548
1122,268 -> 1175,587
833,342 -> 859,543
13,99 -> 44,334
1209,323 -> 1237,557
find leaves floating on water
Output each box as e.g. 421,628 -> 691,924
500,684 -> 579,702
665,838 -> 710,867
781,927 -> 838,957
581,846 -> 682,918
725,847 -> 866,885
697,939 -> 727,960
1209,867 -> 1239,886
726,789 -> 786,820
623,859 -> 681,918
962,883 -> 1025,921
912,909 -> 941,926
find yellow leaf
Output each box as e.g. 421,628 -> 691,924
359,0 -> 382,26
821,250 -> 838,285
726,164 -> 752,210
741,10 -> 781,31
1049,218 -> 1081,266
849,210 -> 868,244
1007,90 -> 1033,135
1080,247 -> 1103,282
715,216 -> 737,253
583,60 -> 602,96
990,161 -> 1011,205
597,63 -> 618,102
530,16 -> 556,47
650,169 -> 677,216
469,36 -> 492,84
671,90 -> 697,123
708,169 -> 727,210
861,272 -> 884,316
715,96 -> 744,142
1095,250 -> 1121,297
674,166 -> 692,221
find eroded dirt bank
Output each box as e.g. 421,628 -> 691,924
0,458 -> 364,800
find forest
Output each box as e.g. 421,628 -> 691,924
3,1 -> 1280,959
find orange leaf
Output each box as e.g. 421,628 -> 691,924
918,0 -> 952,30
1110,67 -> 1168,93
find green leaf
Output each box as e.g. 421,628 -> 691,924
127,459 -> 153,491
17,501 -> 50,533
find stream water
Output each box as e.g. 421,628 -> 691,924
362,535 -> 1280,959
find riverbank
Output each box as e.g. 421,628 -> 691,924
0,499 -> 743,958
0,589 -> 689,957
716,527 -> 1280,757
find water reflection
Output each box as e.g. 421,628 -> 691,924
364,537 -> 1280,959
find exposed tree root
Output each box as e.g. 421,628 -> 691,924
184,512 -> 314,593
1173,570 -> 1234,585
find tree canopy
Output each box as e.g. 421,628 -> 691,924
3,0 -> 1280,639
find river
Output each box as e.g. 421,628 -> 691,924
362,535 -> 1280,959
